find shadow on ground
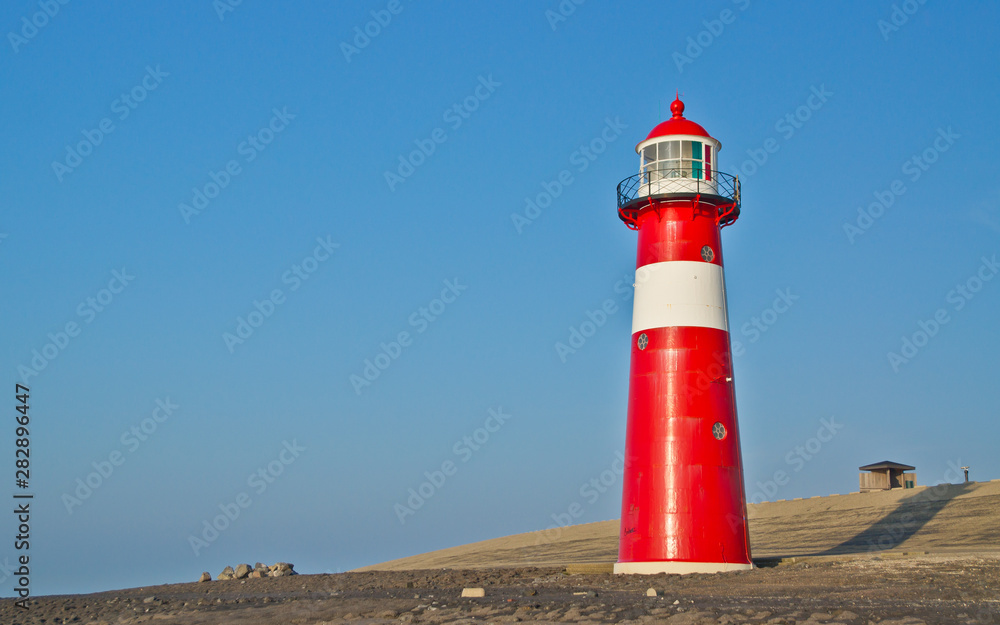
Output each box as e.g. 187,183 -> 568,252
817,482 -> 973,555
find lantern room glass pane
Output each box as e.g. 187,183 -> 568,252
692,161 -> 703,179
681,141 -> 692,159
643,145 -> 657,164
692,141 -> 702,160
661,141 -> 679,161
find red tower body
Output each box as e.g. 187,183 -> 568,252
614,98 -> 751,574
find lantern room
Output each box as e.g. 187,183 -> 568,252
636,98 -> 721,194
616,97 -> 741,230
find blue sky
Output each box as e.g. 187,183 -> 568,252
1,0 -> 998,597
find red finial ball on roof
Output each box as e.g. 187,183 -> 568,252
670,97 -> 685,118
642,95 -> 713,143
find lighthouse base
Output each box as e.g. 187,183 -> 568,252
614,561 -> 753,575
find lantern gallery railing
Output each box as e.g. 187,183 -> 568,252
617,168 -> 741,213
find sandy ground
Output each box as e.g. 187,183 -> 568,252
2,554 -> 998,624
2,481 -> 998,624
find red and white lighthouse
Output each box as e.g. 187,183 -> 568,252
614,97 -> 752,574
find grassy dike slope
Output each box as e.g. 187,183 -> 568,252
357,480 -> 1000,571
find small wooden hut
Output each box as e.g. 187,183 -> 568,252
859,460 -> 916,492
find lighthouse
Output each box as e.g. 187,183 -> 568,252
614,97 -> 752,575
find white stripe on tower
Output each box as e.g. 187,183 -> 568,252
631,261 -> 729,334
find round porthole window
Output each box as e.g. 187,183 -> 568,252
637,333 -> 648,350
701,245 -> 715,262
712,422 -> 727,440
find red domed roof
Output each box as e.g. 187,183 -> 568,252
644,97 -> 712,141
